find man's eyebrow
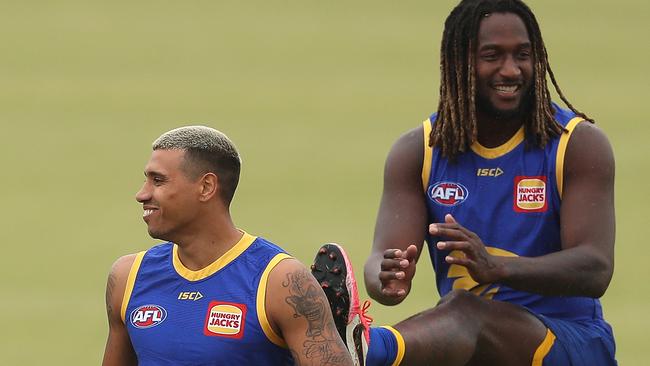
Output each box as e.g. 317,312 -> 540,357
478,41 -> 532,50
144,170 -> 166,178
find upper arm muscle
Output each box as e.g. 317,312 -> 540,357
560,122 -> 615,274
102,255 -> 138,366
265,258 -> 352,365
372,126 -> 429,256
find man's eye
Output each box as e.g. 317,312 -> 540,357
153,177 -> 164,185
481,53 -> 498,61
518,52 -> 531,59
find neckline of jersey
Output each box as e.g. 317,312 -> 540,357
470,126 -> 525,159
172,230 -> 256,281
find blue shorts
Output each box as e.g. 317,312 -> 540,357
533,314 -> 617,366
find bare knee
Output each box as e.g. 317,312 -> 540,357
437,289 -> 485,315
396,290 -> 485,365
408,290 -> 487,344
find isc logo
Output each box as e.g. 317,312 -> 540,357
476,168 -> 504,177
428,182 -> 469,206
130,304 -> 167,329
178,291 -> 204,301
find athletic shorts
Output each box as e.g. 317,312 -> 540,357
531,313 -> 617,366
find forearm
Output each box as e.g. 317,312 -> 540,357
495,245 -> 613,298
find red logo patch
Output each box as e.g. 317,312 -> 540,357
428,182 -> 469,206
130,304 -> 167,329
204,301 -> 246,339
513,176 -> 547,213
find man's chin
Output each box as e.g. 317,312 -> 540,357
478,100 -> 525,120
492,107 -> 522,120
147,229 -> 167,241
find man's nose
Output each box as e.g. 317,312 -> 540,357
499,55 -> 522,79
136,182 -> 151,203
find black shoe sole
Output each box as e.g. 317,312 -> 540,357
311,243 -> 350,345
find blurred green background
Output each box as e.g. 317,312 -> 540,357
1,0 -> 647,364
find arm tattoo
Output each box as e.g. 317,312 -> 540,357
283,269 -> 349,365
106,270 -> 117,319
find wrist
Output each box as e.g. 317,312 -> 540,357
491,256 -> 510,283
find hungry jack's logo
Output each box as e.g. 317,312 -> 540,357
514,176 -> 547,212
204,301 -> 246,338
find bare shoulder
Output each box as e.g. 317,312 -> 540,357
109,254 -> 138,284
565,122 -> 615,176
387,125 -> 424,165
265,258 -> 308,306
382,125 -> 426,188
266,257 -> 316,300
264,256 -> 328,330
394,125 -> 424,147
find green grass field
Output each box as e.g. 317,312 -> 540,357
1,0 -> 648,364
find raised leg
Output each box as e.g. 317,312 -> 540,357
396,289 -> 547,366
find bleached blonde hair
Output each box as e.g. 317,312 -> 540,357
153,126 -> 241,204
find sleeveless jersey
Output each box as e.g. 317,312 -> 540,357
422,104 -> 604,322
121,231 -> 294,365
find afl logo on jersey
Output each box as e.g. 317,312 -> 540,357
428,182 -> 468,206
204,301 -> 247,339
130,304 -> 167,329
514,176 -> 547,212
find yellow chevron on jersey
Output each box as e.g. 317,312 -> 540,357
447,246 -> 518,299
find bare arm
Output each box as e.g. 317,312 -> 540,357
102,255 -> 138,366
266,258 -> 353,366
436,123 -> 615,297
364,127 -> 429,305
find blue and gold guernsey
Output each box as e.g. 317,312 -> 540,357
422,104 -> 605,323
121,231 -> 294,365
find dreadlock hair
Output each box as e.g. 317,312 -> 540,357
431,0 -> 593,159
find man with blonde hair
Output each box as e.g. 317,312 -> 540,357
103,126 -> 353,365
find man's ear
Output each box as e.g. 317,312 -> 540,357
198,173 -> 219,202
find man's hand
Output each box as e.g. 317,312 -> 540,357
431,214 -> 504,285
378,245 -> 419,300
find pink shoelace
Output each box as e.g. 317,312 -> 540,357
359,300 -> 374,326
358,300 -> 374,344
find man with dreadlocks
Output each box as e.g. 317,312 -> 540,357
311,0 -> 617,365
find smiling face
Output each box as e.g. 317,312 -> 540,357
135,149 -> 201,242
475,12 -> 533,120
